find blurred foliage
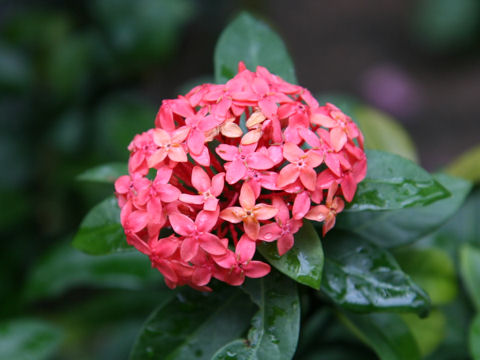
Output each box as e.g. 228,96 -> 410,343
1,1 -> 480,359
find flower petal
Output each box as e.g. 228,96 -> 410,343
305,205 -> 329,222
258,223 -> 282,242
246,152 -> 274,170
300,167 -> 317,191
254,204 -> 278,220
225,160 -> 247,184
195,209 -> 219,233
235,235 -> 256,263
277,164 -> 300,188
283,142 -> 304,163
239,183 -> 256,209
244,261 -> 271,278
180,236 -> 199,262
244,216 -> 260,240
191,166 -> 211,192
169,213 -> 195,236
277,233 -> 294,256
219,207 -> 244,223
199,233 -> 226,256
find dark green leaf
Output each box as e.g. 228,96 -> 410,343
24,242 -> 161,301
460,243 -> 480,311
347,150 -> 450,212
446,144 -> 480,184
212,271 -> 300,360
402,310 -> 446,356
129,287 -> 256,360
77,162 -> 127,183
395,247 -> 457,305
337,173 -> 472,247
257,221 -> 323,289
214,12 -> 296,84
0,319 -> 62,360
470,314 -> 480,360
340,312 -> 421,360
73,196 -> 130,255
354,107 -> 418,163
322,231 -> 430,315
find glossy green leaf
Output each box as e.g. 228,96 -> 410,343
446,144 -> 480,183
257,220 -> 323,289
402,310 -> 446,356
460,243 -> 480,311
322,231 -> 430,315
0,319 -> 62,360
341,312 -> 421,360
24,242 -> 161,301
470,314 -> 480,360
129,287 -> 256,360
212,271 -> 300,360
73,196 -> 130,255
77,163 -> 127,183
347,150 -> 449,212
354,106 -> 418,163
395,247 -> 457,305
338,173 -> 472,247
214,12 -> 296,84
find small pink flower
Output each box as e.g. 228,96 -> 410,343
258,197 -> 302,255
179,166 -> 225,211
147,127 -> 189,167
169,208 -> 226,262
213,235 -> 270,286
277,143 -> 323,191
220,183 -> 277,240
306,183 -> 345,236
216,143 -> 275,184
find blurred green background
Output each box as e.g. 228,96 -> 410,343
0,0 -> 479,358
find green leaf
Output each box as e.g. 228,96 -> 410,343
470,314 -> 480,360
446,144 -> 480,184
402,310 -> 446,356
77,163 -> 127,183
354,106 -> 418,163
24,242 -> 161,301
460,243 -> 480,311
337,173 -> 472,247
129,287 -> 256,360
322,231 -> 430,315
340,312 -> 421,360
257,221 -> 323,289
214,12 -> 296,84
212,271 -> 300,360
0,319 -> 62,360
73,196 -> 130,255
347,150 -> 450,212
395,247 -> 457,305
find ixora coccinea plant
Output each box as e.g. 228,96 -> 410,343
72,12 -> 474,360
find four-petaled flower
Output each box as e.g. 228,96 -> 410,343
220,183 -> 278,240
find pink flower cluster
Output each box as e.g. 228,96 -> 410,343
115,62 -> 366,291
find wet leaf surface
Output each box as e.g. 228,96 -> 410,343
347,150 -> 450,212
337,173 -> 472,247
129,286 -> 256,360
322,231 -> 430,315
212,271 -> 300,360
258,221 -> 323,289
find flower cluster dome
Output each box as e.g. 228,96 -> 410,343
115,62 -> 367,291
